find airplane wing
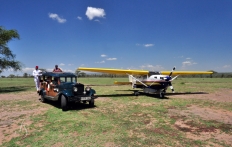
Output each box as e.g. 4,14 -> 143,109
160,71 -> 213,76
78,67 -> 213,76
78,67 -> 149,75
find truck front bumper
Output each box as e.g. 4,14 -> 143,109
68,95 -> 98,102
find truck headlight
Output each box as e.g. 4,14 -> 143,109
73,87 -> 78,92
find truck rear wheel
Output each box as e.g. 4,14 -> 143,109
40,93 -> 46,103
61,95 -> 68,111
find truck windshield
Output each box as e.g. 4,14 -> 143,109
60,77 -> 75,83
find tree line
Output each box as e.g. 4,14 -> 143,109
1,72 -> 232,78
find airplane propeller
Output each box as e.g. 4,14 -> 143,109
165,66 -> 176,93
169,66 -> 176,77
165,66 -> 176,82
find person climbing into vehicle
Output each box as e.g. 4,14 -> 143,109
45,76 -> 52,92
53,65 -> 63,72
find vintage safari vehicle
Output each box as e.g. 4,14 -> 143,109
39,72 -> 97,111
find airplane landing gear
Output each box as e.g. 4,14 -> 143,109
134,91 -> 139,96
160,91 -> 165,98
160,89 -> 166,98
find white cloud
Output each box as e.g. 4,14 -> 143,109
86,7 -> 106,20
136,44 -> 140,46
186,57 -> 191,60
68,64 -> 73,66
46,68 -> 54,72
182,61 -> 197,67
62,69 -> 73,72
101,54 -> 107,57
106,58 -> 117,61
144,44 -> 154,47
77,16 -> 82,20
140,64 -> 164,71
95,61 -> 105,63
60,63 -> 65,66
223,65 -> 231,68
22,67 -> 34,73
48,13 -> 67,23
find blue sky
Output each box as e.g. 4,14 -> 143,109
1,0 -> 232,76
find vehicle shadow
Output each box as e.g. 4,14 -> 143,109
42,100 -> 96,111
0,86 -> 32,94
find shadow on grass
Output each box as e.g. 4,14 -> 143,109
0,86 -> 33,94
42,100 -> 96,111
97,89 -> 168,99
98,90 -> 209,99
165,92 -> 208,96
97,93 -> 169,99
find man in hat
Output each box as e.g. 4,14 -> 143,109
53,65 -> 63,72
32,66 -> 42,93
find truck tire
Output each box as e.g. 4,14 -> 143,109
61,95 -> 68,111
89,99 -> 94,107
40,93 -> 46,103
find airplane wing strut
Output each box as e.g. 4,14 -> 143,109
126,74 -> 148,87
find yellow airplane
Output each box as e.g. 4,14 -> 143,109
78,67 -> 213,98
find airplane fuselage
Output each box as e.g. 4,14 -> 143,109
133,75 -> 171,90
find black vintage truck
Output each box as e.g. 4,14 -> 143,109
39,72 -> 97,111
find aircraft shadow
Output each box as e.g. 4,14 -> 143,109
165,92 -> 208,96
97,92 -> 168,99
99,90 -> 209,99
42,100 -> 96,111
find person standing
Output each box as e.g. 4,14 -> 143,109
53,65 -> 63,72
32,66 -> 42,93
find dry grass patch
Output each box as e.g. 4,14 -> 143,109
168,105 -> 232,146
175,119 -> 232,145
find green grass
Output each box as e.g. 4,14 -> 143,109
0,78 -> 35,93
1,77 -> 232,146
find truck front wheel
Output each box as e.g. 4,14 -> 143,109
89,99 -> 94,107
61,95 -> 68,111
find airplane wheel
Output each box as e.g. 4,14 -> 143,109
160,92 -> 164,98
134,91 -> 139,96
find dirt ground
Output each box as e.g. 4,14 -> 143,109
0,90 -> 232,146
169,89 -> 232,146
0,92 -> 49,145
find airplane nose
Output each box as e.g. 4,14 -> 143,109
165,76 -> 171,81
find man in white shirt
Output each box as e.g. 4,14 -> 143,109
32,66 -> 42,93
